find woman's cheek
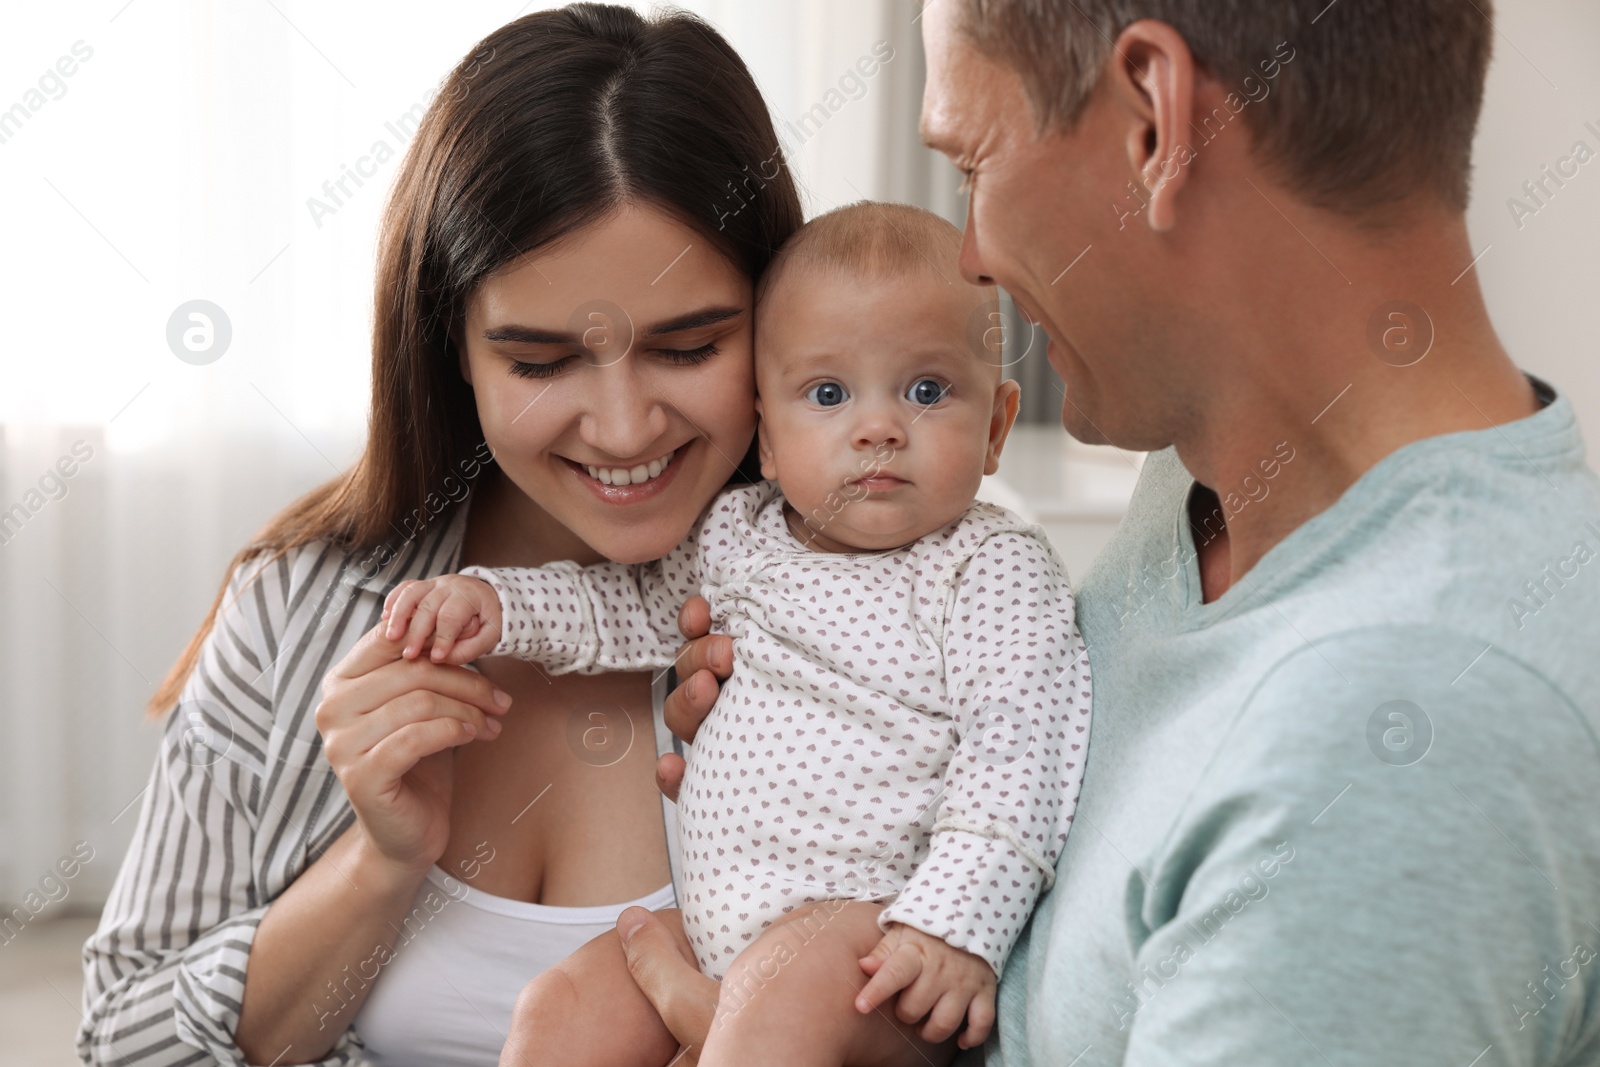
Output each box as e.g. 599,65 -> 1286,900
472,405 -> 563,493
684,355 -> 758,451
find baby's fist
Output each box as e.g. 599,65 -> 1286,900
381,575 -> 502,664
856,922 -> 996,1049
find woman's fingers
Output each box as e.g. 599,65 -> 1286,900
331,689 -> 501,762
320,658 -> 510,733
358,717 -> 479,787
331,622 -> 415,680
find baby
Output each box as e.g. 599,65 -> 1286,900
385,202 -> 1090,1066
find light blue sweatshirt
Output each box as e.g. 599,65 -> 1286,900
992,378 -> 1600,1065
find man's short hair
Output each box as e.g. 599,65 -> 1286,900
957,0 -> 1493,218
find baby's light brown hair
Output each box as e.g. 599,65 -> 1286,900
754,201 -> 1000,366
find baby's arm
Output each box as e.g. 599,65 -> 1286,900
862,527 -> 1090,1033
382,528 -> 705,674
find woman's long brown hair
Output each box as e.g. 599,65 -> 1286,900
149,3 -> 803,714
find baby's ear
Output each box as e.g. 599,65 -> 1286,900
755,400 -> 779,481
985,380 -> 1022,476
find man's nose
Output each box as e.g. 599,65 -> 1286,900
959,208 -> 994,286
578,361 -> 669,459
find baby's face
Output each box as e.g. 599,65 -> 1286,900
755,267 -> 1018,552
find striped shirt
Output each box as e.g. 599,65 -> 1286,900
78,505 -> 473,1066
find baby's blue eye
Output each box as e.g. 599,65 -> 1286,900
907,378 -> 948,406
806,382 -> 848,407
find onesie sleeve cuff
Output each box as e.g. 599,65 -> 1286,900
460,562 -> 598,671
877,827 -> 1050,979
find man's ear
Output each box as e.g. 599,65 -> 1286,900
754,396 -> 778,481
1110,19 -> 1197,233
984,379 -> 1022,476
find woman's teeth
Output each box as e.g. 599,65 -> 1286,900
585,449 -> 676,486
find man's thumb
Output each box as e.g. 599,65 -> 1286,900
618,906 -> 692,985
617,907 -> 715,1050
617,906 -> 654,951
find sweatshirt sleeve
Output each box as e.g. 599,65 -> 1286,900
78,559 -> 363,1067
461,525 -> 703,675
879,528 -> 1091,978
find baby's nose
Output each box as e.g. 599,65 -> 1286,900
851,403 -> 907,450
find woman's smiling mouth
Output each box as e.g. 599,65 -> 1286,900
583,447 -> 678,486
566,446 -> 687,503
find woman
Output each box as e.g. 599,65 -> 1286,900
78,6 -> 802,1065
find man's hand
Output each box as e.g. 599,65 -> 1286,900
657,596 -> 734,802
617,907 -> 719,1061
856,922 -> 996,1049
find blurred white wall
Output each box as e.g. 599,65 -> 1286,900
0,0 -> 1596,912
1469,0 -> 1600,444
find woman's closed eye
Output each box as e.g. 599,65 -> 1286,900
508,342 -> 721,380
509,355 -> 574,380
658,341 -> 720,366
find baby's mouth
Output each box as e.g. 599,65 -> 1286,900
847,472 -> 909,492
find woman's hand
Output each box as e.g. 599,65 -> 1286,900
657,596 -> 734,802
315,623 -> 512,876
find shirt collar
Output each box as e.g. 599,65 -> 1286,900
339,496 -> 473,595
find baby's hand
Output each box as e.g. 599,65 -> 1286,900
381,576 -> 502,664
855,922 -> 996,1049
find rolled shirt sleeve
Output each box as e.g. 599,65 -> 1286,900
79,559 -> 362,1067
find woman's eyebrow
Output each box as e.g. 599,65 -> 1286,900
643,305 -> 745,337
481,306 -> 745,345
482,324 -> 574,344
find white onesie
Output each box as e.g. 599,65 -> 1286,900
464,480 -> 1089,979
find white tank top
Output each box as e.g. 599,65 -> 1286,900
352,677 -> 683,1066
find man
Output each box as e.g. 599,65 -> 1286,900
596,1 -> 1600,1063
